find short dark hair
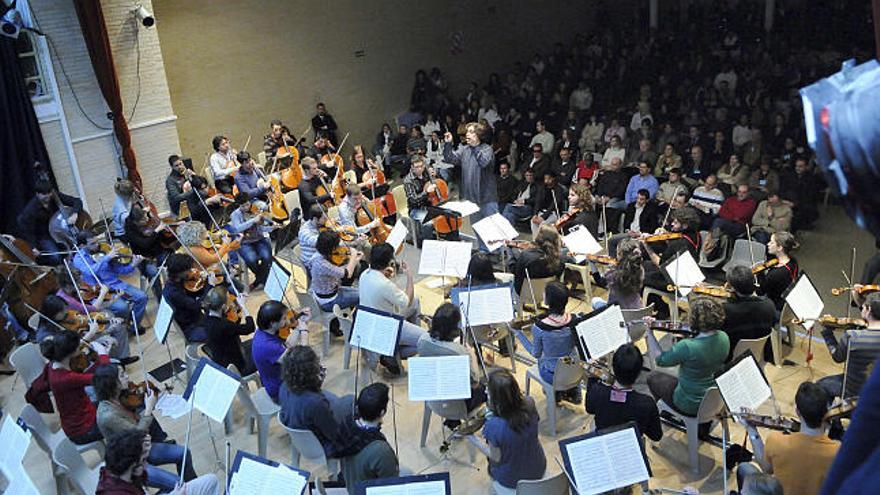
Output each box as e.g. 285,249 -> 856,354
104,430 -> 147,475
39,329 -> 80,362
611,343 -> 643,386
544,281 -> 569,315
637,188 -> 650,199
257,300 -> 287,330
668,167 -> 682,176
237,151 -> 251,164
35,180 -> 53,195
211,135 -> 226,151
92,364 -> 121,402
166,253 -> 194,283
688,297 -> 725,334
357,383 -> 389,422
308,204 -> 324,220
672,207 -> 700,230
466,253 -> 495,285
369,243 -> 394,270
234,191 -> 251,206
168,154 -> 181,167
316,231 -> 341,258
430,303 -> 461,341
795,381 -> 829,429
190,175 -> 208,190
41,294 -> 67,321
726,265 -> 756,295
281,346 -> 322,393
270,119 -> 282,127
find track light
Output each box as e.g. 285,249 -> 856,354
134,4 -> 154,28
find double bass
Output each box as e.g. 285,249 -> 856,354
0,235 -> 59,325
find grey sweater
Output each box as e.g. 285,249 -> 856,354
443,142 -> 496,204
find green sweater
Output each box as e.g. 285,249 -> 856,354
656,331 -> 730,415
341,440 -> 399,494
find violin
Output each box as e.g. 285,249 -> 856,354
70,343 -> 99,373
183,266 -> 217,293
667,283 -> 733,299
59,309 -> 114,333
97,241 -> 133,265
277,308 -> 304,340
643,232 -> 683,243
738,412 -> 801,433
793,314 -> 867,329
751,258 -> 778,274
554,208 -> 582,230
440,406 -> 489,452
224,292 -> 243,323
504,239 -> 535,250
562,356 -> 614,385
201,229 -> 233,249
831,284 -> 880,297
322,219 -> 358,243
119,380 -> 165,410
587,254 -> 617,266
648,320 -> 699,338
329,246 -> 351,266
77,281 -> 126,302
315,175 -> 337,209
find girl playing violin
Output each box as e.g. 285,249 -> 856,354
641,207 -> 702,319
161,253 -> 209,342
175,220 -> 244,293
93,363 -> 196,492
591,237 -> 646,313
556,183 -> 599,236
310,231 -> 364,312
124,205 -> 175,299
252,300 -> 310,402
756,231 -> 800,311
202,286 -> 256,374
41,329 -> 113,445
508,225 -> 563,295
38,293 -> 133,362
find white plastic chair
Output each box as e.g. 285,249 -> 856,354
308,289 -> 351,358
621,304 -> 655,342
418,399 -> 478,462
184,342 -> 206,381
391,184 -> 418,246
52,437 -> 103,495
656,387 -> 726,474
642,286 -> 683,323
770,303 -> 796,367
722,239 -> 767,274
10,342 -> 47,388
517,275 -> 556,318
223,364 -> 280,457
516,471 -> 570,494
284,189 -> 302,216
563,262 -> 593,302
524,356 -> 585,435
698,230 -> 730,269
279,419 -> 340,481
19,404 -> 105,459
731,335 -> 771,369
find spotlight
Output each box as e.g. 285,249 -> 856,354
134,4 -> 154,28
0,6 -> 22,39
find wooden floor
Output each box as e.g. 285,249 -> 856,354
1,201 -> 873,494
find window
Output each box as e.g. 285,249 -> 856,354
15,30 -> 50,102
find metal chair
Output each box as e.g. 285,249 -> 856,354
731,335 -> 771,369
52,437 -> 103,495
722,239 -> 767,275
279,419 -> 340,481
223,364 -> 280,457
9,342 -> 47,388
516,471 -> 570,494
524,355 -> 585,435
391,184 -> 418,246
656,387 -> 726,474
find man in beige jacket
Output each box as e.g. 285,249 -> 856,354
751,190 -> 792,244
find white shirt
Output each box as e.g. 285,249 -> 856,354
529,131 -> 555,155
602,146 -> 626,168
630,204 -> 644,232
210,150 -> 237,180
358,268 -> 410,314
422,120 -> 440,137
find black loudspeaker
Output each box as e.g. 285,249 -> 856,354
800,59 -> 880,238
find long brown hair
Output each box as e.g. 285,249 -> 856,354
488,369 -> 533,433
533,225 -> 561,273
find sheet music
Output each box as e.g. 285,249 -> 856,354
440,200 -> 479,218
664,250 -> 705,297
153,296 -> 174,344
0,416 -> 30,472
472,214 -> 518,252
264,261 -> 291,302
455,286 -> 514,327
408,355 -> 471,401
785,274 -> 824,331
575,305 -> 629,359
387,221 -> 409,253
418,240 -> 472,278
155,393 -> 192,419
191,362 -> 241,423
564,428 -> 649,495
3,466 -> 39,495
365,480 -> 447,495
350,307 -> 401,357
715,355 -> 772,414
230,456 -> 308,495
563,225 -> 603,262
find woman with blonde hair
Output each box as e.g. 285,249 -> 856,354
555,183 -> 599,237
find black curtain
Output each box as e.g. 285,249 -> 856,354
0,36 -> 52,235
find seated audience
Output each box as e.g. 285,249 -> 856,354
750,190 -> 792,245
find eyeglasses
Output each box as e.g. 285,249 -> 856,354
319,365 -> 327,379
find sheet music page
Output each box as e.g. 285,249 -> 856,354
418,240 -> 472,278
264,261 -> 291,302
192,363 -> 241,422
0,416 -> 30,472
472,214 -> 518,252
440,200 -> 480,218
457,286 -> 514,327
365,480 -> 447,495
785,275 -> 824,331
155,393 -> 191,419
664,251 -> 705,297
563,225 -> 603,262
565,428 -> 649,495
153,296 -> 174,343
408,355 -> 471,401
4,466 -> 39,495
715,355 -> 772,414
230,457 -> 308,495
350,308 -> 400,357
387,221 -> 409,253
575,305 -> 629,360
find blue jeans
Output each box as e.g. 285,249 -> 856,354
146,441 -> 196,491
238,238 -> 273,286
501,203 -> 532,227
319,286 -> 360,311
471,201 -> 499,252
108,283 -> 148,325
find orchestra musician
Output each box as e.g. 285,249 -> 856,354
640,207 -> 702,318
403,155 -> 446,247
233,151 -> 270,202
309,133 -> 337,176
252,300 -> 310,402
721,265 -> 776,362
73,231 -> 149,328
174,221 -> 241,286
737,381 -> 840,495
556,183 -> 599,237
513,281 -> 583,404
298,204 -> 327,271
161,253 -> 209,342
201,285 -> 256,375
38,293 -> 133,362
755,231 -> 799,311
209,135 -> 240,195
263,119 -> 290,159
465,368 -> 547,494
338,383 -> 400,494
442,123 -> 497,251
111,179 -> 136,238
529,170 -> 567,237
310,231 -> 363,312
349,145 -> 376,189
509,224 -> 563,295
311,102 -> 339,146
818,292 -> 880,399
92,364 -> 196,491
359,243 -> 426,375
591,238 -> 646,312
124,205 -> 173,300
228,193 -> 275,291
16,179 -> 84,264
646,297 -> 730,435
184,175 -> 228,227
165,154 -> 192,216
338,185 -> 381,238
298,157 -> 333,220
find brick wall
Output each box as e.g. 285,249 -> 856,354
29,0 -> 180,213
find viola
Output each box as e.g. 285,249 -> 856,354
97,241 -> 133,265
60,309 -> 114,333
329,246 -> 351,267
751,258 -> 779,275
667,283 -> 732,299
183,267 -> 212,293
224,292 -> 243,323
562,356 -> 614,386
356,201 -> 390,245
793,314 -> 868,329
831,284 -> 880,297
322,219 -> 358,243
643,232 -> 683,243
738,412 -> 801,433
77,281 -> 125,302
554,208 -> 582,230
119,380 -> 165,410
587,254 -> 617,266
277,308 -> 305,340
504,239 -> 535,250
315,176 -> 336,209
70,343 -> 99,373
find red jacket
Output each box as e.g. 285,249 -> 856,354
718,196 -> 757,224
47,354 -> 109,438
95,468 -> 148,494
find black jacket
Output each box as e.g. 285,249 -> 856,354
16,192 -> 83,244
551,159 -> 578,187
203,314 -> 255,373
722,293 -> 776,361
496,174 -> 521,205
622,200 -> 661,234
524,155 -> 551,180
533,183 -> 568,220
593,169 -> 628,200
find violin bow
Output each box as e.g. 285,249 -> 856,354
73,246 -> 110,294
746,223 -> 758,286
98,197 -> 115,244
461,274 -> 490,382
23,302 -> 69,334
550,187 -> 562,223
130,309 -> 150,386
660,185 -> 682,232
524,268 -> 541,316
847,247 -> 856,320
62,258 -> 95,326
241,134 -> 252,153
601,201 -> 609,254
179,380 -> 197,487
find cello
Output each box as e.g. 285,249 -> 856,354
0,235 -> 59,325
363,153 -> 397,220
356,201 -> 390,245
33,162 -> 93,247
425,172 -> 461,235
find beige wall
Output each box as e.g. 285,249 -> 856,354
30,0 -> 180,212
153,0 -> 598,159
